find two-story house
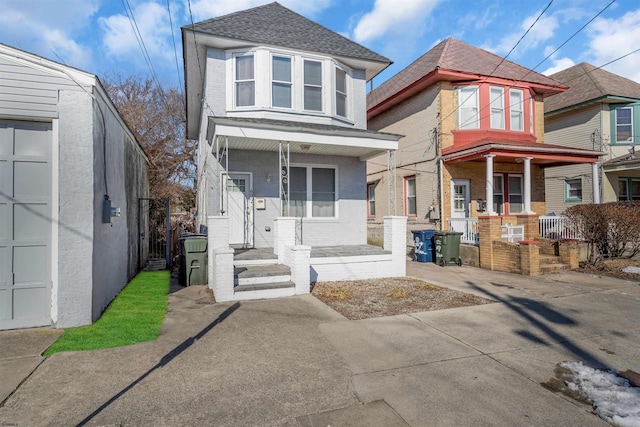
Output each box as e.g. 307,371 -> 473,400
544,63 -> 640,213
182,3 -> 405,301
366,38 -> 603,273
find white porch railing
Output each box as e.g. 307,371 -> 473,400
447,218 -> 479,245
539,215 -> 583,240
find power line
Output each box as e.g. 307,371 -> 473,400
121,0 -> 172,111
186,0 -> 204,82
166,0 -> 184,92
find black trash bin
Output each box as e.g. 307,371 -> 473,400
411,229 -> 435,263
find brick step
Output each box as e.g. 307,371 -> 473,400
539,262 -> 571,274
234,264 -> 291,286
539,255 -> 563,265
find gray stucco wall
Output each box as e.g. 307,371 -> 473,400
125,136 -> 149,279
56,91 -> 95,327
91,89 -> 148,321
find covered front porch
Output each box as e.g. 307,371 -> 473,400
441,139 -> 603,275
207,215 -> 407,302
202,116 -> 406,301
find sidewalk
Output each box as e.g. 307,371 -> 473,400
0,263 -> 638,426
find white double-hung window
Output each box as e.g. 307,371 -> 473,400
234,54 -> 255,107
509,89 -> 524,131
458,86 -> 479,129
287,165 -> 337,218
304,60 -> 323,111
490,86 -> 504,129
272,55 -> 292,108
335,68 -> 347,117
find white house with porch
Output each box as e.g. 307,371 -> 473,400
182,3 -> 405,301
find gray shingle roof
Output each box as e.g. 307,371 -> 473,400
544,63 -> 640,113
368,37 -> 565,110
186,2 -> 390,64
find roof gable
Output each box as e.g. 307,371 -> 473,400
185,2 -> 390,64
545,62 -> 640,113
368,37 -> 565,112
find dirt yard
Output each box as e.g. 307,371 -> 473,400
311,277 -> 494,320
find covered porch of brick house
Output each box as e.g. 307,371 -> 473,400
441,138 -> 604,275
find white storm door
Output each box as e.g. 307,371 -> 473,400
450,179 -> 470,219
224,173 -> 253,246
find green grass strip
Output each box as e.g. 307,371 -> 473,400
45,270 -> 170,355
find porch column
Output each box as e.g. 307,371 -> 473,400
592,162 -> 601,204
523,157 -> 534,214
485,155 -> 496,215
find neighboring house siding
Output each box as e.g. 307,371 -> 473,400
0,56 -> 81,119
545,104 -> 602,212
367,85 -> 440,223
545,104 -> 602,150
544,163 -> 593,214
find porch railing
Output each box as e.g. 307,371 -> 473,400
539,215 -> 583,240
447,218 -> 479,245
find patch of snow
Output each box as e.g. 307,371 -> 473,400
561,361 -> 640,427
622,266 -> 640,274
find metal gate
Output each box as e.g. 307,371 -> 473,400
138,198 -> 171,270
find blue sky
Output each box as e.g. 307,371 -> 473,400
1,0 -> 639,91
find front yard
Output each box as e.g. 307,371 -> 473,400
312,277 -> 494,320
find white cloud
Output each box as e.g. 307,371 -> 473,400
352,0 -> 441,43
99,2 -> 176,71
484,12 -> 558,57
0,0 -> 99,69
585,9 -> 640,82
187,0 -> 332,22
542,57 -> 576,76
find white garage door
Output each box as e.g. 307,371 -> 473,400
0,120 -> 52,330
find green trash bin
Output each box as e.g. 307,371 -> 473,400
182,235 -> 208,286
434,231 -> 463,267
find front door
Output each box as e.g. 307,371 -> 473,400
450,179 -> 470,219
0,120 -> 52,330
224,173 -> 253,247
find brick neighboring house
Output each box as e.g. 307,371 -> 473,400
544,63 -> 640,212
182,3 -> 406,301
366,38 -> 603,273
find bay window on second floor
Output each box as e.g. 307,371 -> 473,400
228,48 -> 354,121
455,84 -> 534,135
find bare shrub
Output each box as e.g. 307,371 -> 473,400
565,201 -> 640,265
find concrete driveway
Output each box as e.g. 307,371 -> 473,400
0,264 -> 638,426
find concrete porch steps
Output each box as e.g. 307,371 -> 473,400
234,264 -> 292,286
232,263 -> 295,300
539,255 -> 571,274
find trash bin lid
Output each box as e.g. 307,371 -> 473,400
184,236 -> 207,252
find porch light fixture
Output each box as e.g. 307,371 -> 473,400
300,144 -> 311,152
266,173 -> 272,183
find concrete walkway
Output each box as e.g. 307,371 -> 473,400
0,263 -> 638,426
